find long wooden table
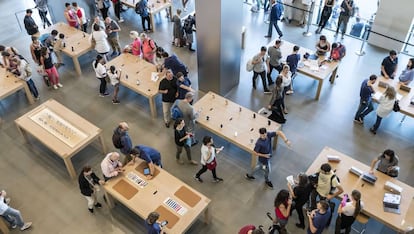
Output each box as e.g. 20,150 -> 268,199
193,91 -> 282,169
0,67 -> 34,105
121,0 -> 172,31
103,158 -> 210,234
106,53 -> 160,118
269,40 -> 340,100
43,22 -> 93,75
306,147 -> 414,233
372,76 -> 414,119
15,99 -> 106,179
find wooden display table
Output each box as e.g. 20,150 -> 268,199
306,147 -> 414,233
15,99 -> 106,179
0,67 -> 34,104
372,76 -> 414,119
43,22 -> 93,75
106,53 -> 160,118
268,40 -> 340,100
193,91 -> 281,169
121,0 -> 172,31
103,158 -> 210,234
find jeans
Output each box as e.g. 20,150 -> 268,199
372,115 -> 383,131
162,101 -> 173,124
252,71 -> 268,90
263,0 -> 270,11
38,10 -> 51,27
27,79 -> 39,98
318,7 -> 332,29
249,161 -> 271,181
114,2 -> 121,20
141,15 -> 151,31
2,207 -> 24,228
176,145 -> 192,160
99,7 -> 109,19
267,21 -> 283,37
336,15 -> 350,35
196,165 -> 218,179
267,64 -> 282,84
97,77 -> 107,95
354,99 -> 373,120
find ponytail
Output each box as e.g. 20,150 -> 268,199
94,55 -> 102,69
352,190 -> 362,218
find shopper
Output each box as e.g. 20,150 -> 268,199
96,0 -> 110,19
174,118 -> 198,165
268,76 -> 286,124
100,152 -> 123,181
280,65 -> 292,114
53,33 -> 66,68
272,189 -> 292,234
369,149 -> 399,177
112,122 -> 133,163
78,165 -> 104,213
287,173 -> 313,229
72,2 -> 88,32
0,190 -> 32,231
334,190 -> 363,234
64,3 -> 79,29
13,57 -> 39,100
308,200 -> 331,234
144,211 -> 164,234
35,0 -> 52,29
335,0 -> 354,39
315,0 -> 335,34
92,54 -> 109,97
315,35 -> 331,56
140,33 -> 156,63
265,0 -> 283,38
353,75 -> 377,124
105,17 -> 122,57
176,72 -> 194,100
369,86 -> 396,134
399,58 -> 414,85
108,65 -> 121,104
137,0 -> 151,32
158,70 -> 178,128
40,47 -> 62,90
172,9 -> 184,47
251,46 -> 271,93
127,31 -> 141,56
23,9 -> 39,37
90,24 -> 111,61
194,136 -> 224,183
111,0 -> 124,23
266,39 -> 283,85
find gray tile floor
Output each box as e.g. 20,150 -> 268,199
0,0 -> 413,234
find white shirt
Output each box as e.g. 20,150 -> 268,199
100,153 -> 122,178
200,144 -> 216,165
376,95 -> 395,118
108,71 -> 119,86
93,61 -> 107,78
17,60 -> 31,81
282,72 -> 292,87
90,31 -> 110,54
0,196 -> 9,215
342,201 -> 364,216
316,171 -> 340,197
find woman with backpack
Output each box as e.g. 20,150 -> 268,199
369,86 -> 396,135
12,57 -> 39,100
140,33 -> 156,63
334,190 -> 363,234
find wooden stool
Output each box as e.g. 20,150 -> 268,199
0,218 -> 10,234
351,213 -> 370,234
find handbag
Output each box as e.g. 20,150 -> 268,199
393,100 -> 400,112
206,158 -> 217,170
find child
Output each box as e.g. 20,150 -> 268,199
53,33 -> 66,68
108,65 -> 121,104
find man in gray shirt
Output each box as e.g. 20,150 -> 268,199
252,46 -> 271,93
176,92 -> 199,145
267,39 -> 283,85
105,17 -> 122,57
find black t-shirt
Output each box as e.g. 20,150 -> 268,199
293,184 -> 313,205
159,77 -> 178,102
381,56 -> 398,78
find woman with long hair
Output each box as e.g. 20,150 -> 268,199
40,47 -> 62,89
194,136 -> 224,183
334,190 -> 363,234
280,65 -> 292,113
315,0 -> 336,34
268,75 -> 286,124
90,24 -> 110,61
399,58 -> 414,85
369,86 -> 396,134
287,173 -> 313,229
272,189 -> 292,234
92,55 -> 109,97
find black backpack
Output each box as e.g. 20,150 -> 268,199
112,130 -> 123,149
183,16 -> 193,34
135,1 -> 144,15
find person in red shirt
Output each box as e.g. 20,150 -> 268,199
272,189 -> 292,234
64,3 -> 79,28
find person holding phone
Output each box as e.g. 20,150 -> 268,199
100,152 -> 123,181
334,190 -> 363,234
272,189 -> 292,234
144,211 -> 166,234
194,136 -> 224,183
307,200 -> 331,234
287,173 -> 313,229
174,118 -> 198,165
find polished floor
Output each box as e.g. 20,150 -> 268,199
0,0 -> 413,234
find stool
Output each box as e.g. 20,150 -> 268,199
351,213 -> 370,234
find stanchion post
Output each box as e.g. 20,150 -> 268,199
303,1 -> 315,37
355,29 -> 368,56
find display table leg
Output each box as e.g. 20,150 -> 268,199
0,218 -> 9,234
329,66 -> 339,84
63,157 -> 76,179
250,154 -> 257,169
98,134 -> 106,154
149,97 -> 157,118
21,83 -> 34,104
72,56 -> 82,76
315,80 -> 323,100
104,191 -> 115,208
16,125 -> 29,143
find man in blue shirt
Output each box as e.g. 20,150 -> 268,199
354,75 -> 377,124
130,145 -> 162,180
245,128 -> 291,189
265,0 -> 283,39
307,200 -> 331,234
162,52 -> 188,77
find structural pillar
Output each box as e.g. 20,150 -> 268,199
195,0 -> 243,96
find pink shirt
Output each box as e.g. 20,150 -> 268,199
142,39 -> 155,62
131,38 -> 141,56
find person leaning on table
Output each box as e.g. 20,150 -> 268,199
144,211 -> 163,234
0,190 -> 32,231
369,149 -> 399,177
100,152 -> 123,181
129,145 -> 162,180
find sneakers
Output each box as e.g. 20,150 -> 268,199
245,173 -> 256,180
286,90 -> 294,95
165,122 -> 170,128
353,117 -> 363,124
296,223 -> 305,229
99,92 -> 110,97
213,177 -> 224,183
88,208 -> 94,213
118,18 -> 124,23
53,85 -> 58,90
265,180 -> 274,189
57,83 -> 63,88
11,224 -> 17,229
20,222 -> 32,231
194,175 -> 203,183
369,127 -> 377,135
264,35 -> 271,38
94,202 -> 102,208
264,89 -> 272,94
189,160 -> 198,165
112,100 -> 120,104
